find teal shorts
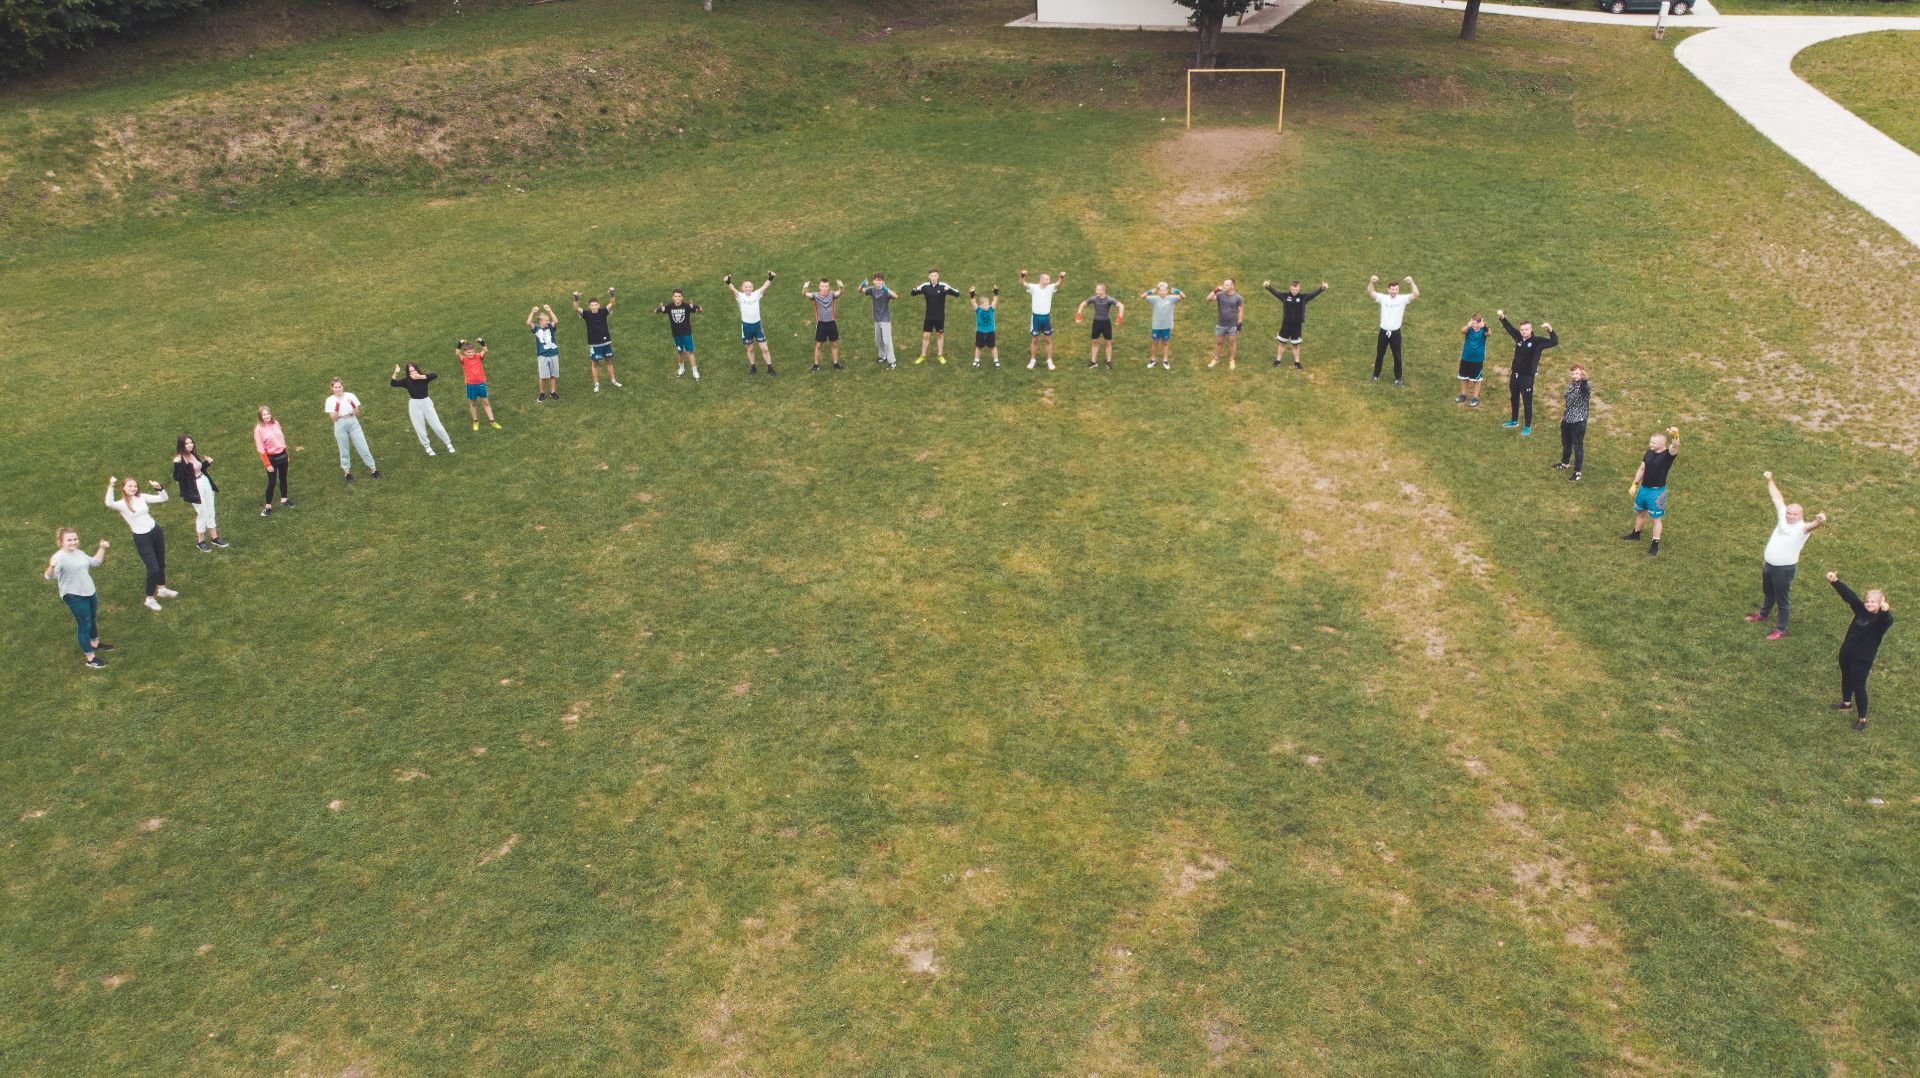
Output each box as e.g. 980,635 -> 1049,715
1151,328 -> 1172,341
1634,485 -> 1668,518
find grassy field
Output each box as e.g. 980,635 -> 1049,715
4,0 -> 1920,1072
1796,29 -> 1920,153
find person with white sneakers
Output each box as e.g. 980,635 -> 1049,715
105,475 -> 179,611
390,362 -> 457,456
1367,274 -> 1418,386
573,287 -> 623,391
1140,282 -> 1184,369
725,271 -> 777,376
1020,268 -> 1066,370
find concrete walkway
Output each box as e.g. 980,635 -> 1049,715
1376,0 -> 1723,28
1675,19 -> 1920,248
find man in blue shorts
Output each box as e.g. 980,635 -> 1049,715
1622,426 -> 1680,556
1140,282 -> 1184,369
654,289 -> 702,381
1020,267 -> 1065,371
572,287 -> 623,392
528,303 -> 562,401
724,271 -> 777,375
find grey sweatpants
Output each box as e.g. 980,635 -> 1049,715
873,321 -> 896,364
333,415 -> 377,472
408,397 -> 454,449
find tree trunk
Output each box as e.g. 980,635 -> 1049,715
1460,0 -> 1482,38
1194,13 -> 1224,69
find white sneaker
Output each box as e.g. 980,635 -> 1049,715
446,445 -> 456,454
1046,360 -> 1056,371
155,586 -> 179,598
993,359 -> 1001,368
424,446 -> 436,456
973,359 -> 980,368
610,378 -> 623,388
693,370 -> 701,381
1027,358 -> 1036,370
145,596 -> 163,611
677,368 -> 685,378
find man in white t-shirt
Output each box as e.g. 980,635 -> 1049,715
1020,268 -> 1065,370
724,271 -> 777,375
1746,470 -> 1826,639
1367,274 -> 1418,386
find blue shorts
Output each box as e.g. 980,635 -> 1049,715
465,382 -> 488,400
589,342 -> 614,361
673,334 -> 695,353
1031,314 -> 1053,337
1151,328 -> 1172,342
1634,485 -> 1668,518
741,321 -> 766,344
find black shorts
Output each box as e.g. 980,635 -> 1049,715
922,318 -> 945,333
814,321 -> 839,342
1277,323 -> 1304,344
1091,320 -> 1113,341
975,330 -> 996,348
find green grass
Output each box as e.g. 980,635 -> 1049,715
4,0 -> 1920,1071
1795,30 -> 1920,153
1712,0 -> 1920,13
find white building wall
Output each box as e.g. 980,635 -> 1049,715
1033,0 -> 1196,26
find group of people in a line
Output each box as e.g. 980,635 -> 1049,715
39,270 -> 1897,731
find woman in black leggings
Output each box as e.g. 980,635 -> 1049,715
106,475 -> 179,611
1826,571 -> 1892,732
254,405 -> 294,516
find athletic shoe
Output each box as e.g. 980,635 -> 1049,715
832,362 -> 844,371
85,657 -> 108,669
425,446 -> 436,456
1208,359 -> 1218,369
1765,629 -> 1786,641
369,470 -> 382,479
1293,360 -> 1302,370
1833,701 -> 1854,710
1456,394 -> 1468,403
767,366 -> 778,376
95,643 -> 114,651
1229,361 -> 1237,371
1274,359 -> 1284,368
1502,420 -> 1520,429
1393,378 -> 1402,386
196,540 -> 212,552
490,421 -> 501,429
887,362 -> 898,370
915,355 -> 928,365
156,586 -> 178,598
1046,360 -> 1056,370
1744,612 -> 1766,622
1647,540 -> 1660,556
1027,359 -> 1037,370
810,363 -> 821,372
972,359 -> 981,368
993,360 -> 1001,368
261,506 -> 272,517
1146,359 -> 1155,369
551,391 -> 559,400
1370,374 -> 1379,382
677,368 -> 686,378
211,537 -> 229,548
343,472 -> 355,482
538,393 -> 548,402
144,597 -> 163,611
938,356 -> 948,365
1853,719 -> 1869,732
693,371 -> 700,381
1468,398 -> 1480,408
1619,531 -> 1641,541
472,422 -> 480,431
1520,426 -> 1531,436
593,384 -> 601,393
1570,471 -> 1581,482
1087,361 -> 1097,369
446,445 -> 456,453
610,379 -> 623,388
750,365 -> 759,374
1105,361 -> 1113,369
1553,462 -> 1568,469
282,500 -> 295,508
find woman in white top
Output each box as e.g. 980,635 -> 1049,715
172,434 -> 228,552
106,475 -> 179,610
325,377 -> 381,481
44,527 -> 114,668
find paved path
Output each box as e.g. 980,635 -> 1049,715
1376,0 -> 1723,28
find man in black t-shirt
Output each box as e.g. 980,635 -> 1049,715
1264,279 -> 1327,369
910,270 -> 963,364
572,287 -> 623,392
654,289 -> 703,382
1622,426 -> 1680,556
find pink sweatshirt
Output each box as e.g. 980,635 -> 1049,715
254,421 -> 287,469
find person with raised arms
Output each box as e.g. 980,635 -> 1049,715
724,271 -> 777,376
1825,571 -> 1892,732
457,338 -> 502,431
655,289 -> 703,381
1140,282 -> 1184,370
44,527 -> 114,668
391,362 -> 457,456
528,304 -> 562,402
1205,278 -> 1243,370
1264,279 -> 1327,370
171,434 -> 227,552
970,286 -> 1000,369
325,377 -> 380,481
1456,313 -> 1489,406
1075,283 -> 1126,370
1621,426 -> 1679,556
1367,274 -> 1418,386
858,274 -> 898,369
105,475 -> 178,611
910,270 -> 963,365
802,277 -> 844,373
253,405 -> 294,517
1020,268 -> 1066,371
1745,471 -> 1826,640
572,287 -> 623,392
1497,309 -> 1558,436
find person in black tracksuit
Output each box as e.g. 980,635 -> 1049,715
911,271 -> 964,363
1264,279 -> 1327,369
1826,572 -> 1893,731
1498,311 -> 1557,433
1554,365 -> 1591,481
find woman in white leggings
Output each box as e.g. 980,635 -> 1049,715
390,363 -> 457,456
172,434 -> 228,552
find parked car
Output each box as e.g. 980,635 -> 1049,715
1598,0 -> 1692,12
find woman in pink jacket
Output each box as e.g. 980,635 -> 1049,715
254,405 -> 295,517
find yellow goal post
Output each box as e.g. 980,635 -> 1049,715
1185,68 -> 1287,133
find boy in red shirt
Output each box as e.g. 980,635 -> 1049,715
458,338 -> 502,431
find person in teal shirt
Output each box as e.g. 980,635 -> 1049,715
971,286 -> 999,368
1457,313 -> 1489,407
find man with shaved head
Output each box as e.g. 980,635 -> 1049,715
1746,470 -> 1826,639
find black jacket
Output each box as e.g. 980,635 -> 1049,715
1267,284 -> 1325,331
1501,317 -> 1558,378
1834,579 -> 1894,663
173,456 -> 218,503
